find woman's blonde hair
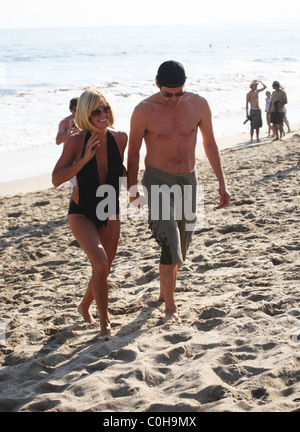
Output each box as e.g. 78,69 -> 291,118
75,88 -> 115,132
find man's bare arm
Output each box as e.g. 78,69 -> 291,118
199,99 -> 230,208
127,105 -> 147,199
246,94 -> 250,117
56,119 -> 71,145
56,118 -> 78,145
257,81 -> 267,93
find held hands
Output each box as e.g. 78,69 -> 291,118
218,185 -> 231,208
129,192 -> 147,209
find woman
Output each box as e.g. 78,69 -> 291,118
52,88 -> 127,339
265,91 -> 273,137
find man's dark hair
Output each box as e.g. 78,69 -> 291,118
69,97 -> 78,110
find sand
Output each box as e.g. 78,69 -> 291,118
0,131 -> 299,412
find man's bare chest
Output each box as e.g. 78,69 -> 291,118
249,91 -> 259,103
146,113 -> 198,140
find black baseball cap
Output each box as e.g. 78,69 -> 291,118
156,60 -> 186,88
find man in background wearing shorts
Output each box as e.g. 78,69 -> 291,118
246,80 -> 267,143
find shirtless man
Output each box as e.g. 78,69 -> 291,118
246,80 -> 267,143
56,98 -> 80,188
127,61 -> 230,323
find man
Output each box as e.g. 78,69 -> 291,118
246,80 -> 266,143
127,61 -> 230,323
269,81 -> 288,140
56,97 -> 80,188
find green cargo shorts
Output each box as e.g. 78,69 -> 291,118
142,167 -> 197,265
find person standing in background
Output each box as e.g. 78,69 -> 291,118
265,91 -> 273,137
56,97 -> 80,188
269,81 -> 288,141
246,80 -> 267,143
283,107 -> 291,135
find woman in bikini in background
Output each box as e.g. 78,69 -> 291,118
52,88 -> 127,340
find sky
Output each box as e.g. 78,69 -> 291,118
0,0 -> 298,28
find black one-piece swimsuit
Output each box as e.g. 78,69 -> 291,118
68,130 -> 124,228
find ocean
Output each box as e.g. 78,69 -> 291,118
1,23 -> 299,182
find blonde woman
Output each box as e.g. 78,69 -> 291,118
52,88 -> 127,339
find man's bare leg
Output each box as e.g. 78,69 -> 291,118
256,128 -> 260,142
159,262 -> 182,322
279,124 -> 284,138
273,124 -> 279,140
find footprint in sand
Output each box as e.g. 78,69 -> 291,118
163,331 -> 192,344
109,348 -> 138,362
8,211 -> 23,218
134,367 -> 166,387
32,200 -> 50,207
180,384 -> 230,403
155,345 -> 188,365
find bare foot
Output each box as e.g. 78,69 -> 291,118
164,312 -> 182,323
99,323 -> 111,341
78,303 -> 94,324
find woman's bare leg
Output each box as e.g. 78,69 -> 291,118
99,218 -> 121,272
69,214 -> 111,337
70,216 -> 121,335
78,279 -> 94,323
